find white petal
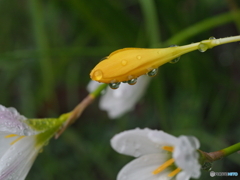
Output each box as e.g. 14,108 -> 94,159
148,130 -> 178,147
117,153 -> 172,180
176,171 -> 191,180
0,135 -> 40,180
111,128 -> 165,157
99,76 -> 151,119
173,136 -> 201,179
87,80 -> 103,92
0,132 -> 13,159
0,105 -> 37,136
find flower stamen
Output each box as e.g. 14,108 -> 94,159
10,136 -> 25,145
5,134 -> 26,145
162,146 -> 174,152
5,134 -> 18,138
152,158 -> 175,175
168,167 -> 181,177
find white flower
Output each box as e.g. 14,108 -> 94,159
87,76 -> 151,119
0,105 -> 68,180
111,128 -> 201,180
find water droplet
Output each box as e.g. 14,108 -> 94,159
198,43 -> 208,52
121,60 -> 127,66
169,44 -> 178,47
128,78 -> 137,85
93,70 -> 103,81
209,36 -> 216,40
109,82 -> 121,89
136,55 -> 141,60
202,161 -> 212,171
147,68 -> 158,77
169,56 -> 180,64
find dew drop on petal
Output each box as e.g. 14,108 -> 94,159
198,43 -> 208,52
169,44 -> 178,47
109,82 -> 121,89
93,70 -> 103,81
209,36 -> 216,40
136,55 -> 142,60
169,56 -> 180,64
168,45 -> 181,63
128,78 -> 137,85
147,68 -> 158,77
121,60 -> 127,66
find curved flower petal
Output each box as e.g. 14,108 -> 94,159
0,105 -> 69,180
176,171 -> 191,180
0,135 -> 40,180
111,128 -> 164,157
174,136 -> 201,179
0,105 -> 37,136
87,76 -> 151,119
148,130 -> 179,146
117,153 -> 171,180
112,128 -> 201,180
100,76 -> 150,118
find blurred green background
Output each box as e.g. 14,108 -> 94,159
0,0 -> 240,179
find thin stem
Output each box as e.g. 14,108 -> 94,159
90,83 -> 108,98
221,142 -> 240,157
55,83 -> 108,138
199,142 -> 240,163
163,10 -> 240,46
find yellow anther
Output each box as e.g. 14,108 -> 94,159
5,134 -> 18,138
162,146 -> 174,152
10,136 -> 25,145
152,158 -> 175,175
168,167 -> 181,177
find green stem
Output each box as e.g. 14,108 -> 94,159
163,10 -> 240,46
90,83 -> 108,98
221,142 -> 240,157
199,142 -> 240,164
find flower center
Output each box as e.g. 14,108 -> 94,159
5,134 -> 25,145
152,146 -> 182,177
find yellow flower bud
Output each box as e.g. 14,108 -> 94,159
90,35 -> 240,84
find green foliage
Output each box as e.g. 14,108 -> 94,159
0,0 -> 240,179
